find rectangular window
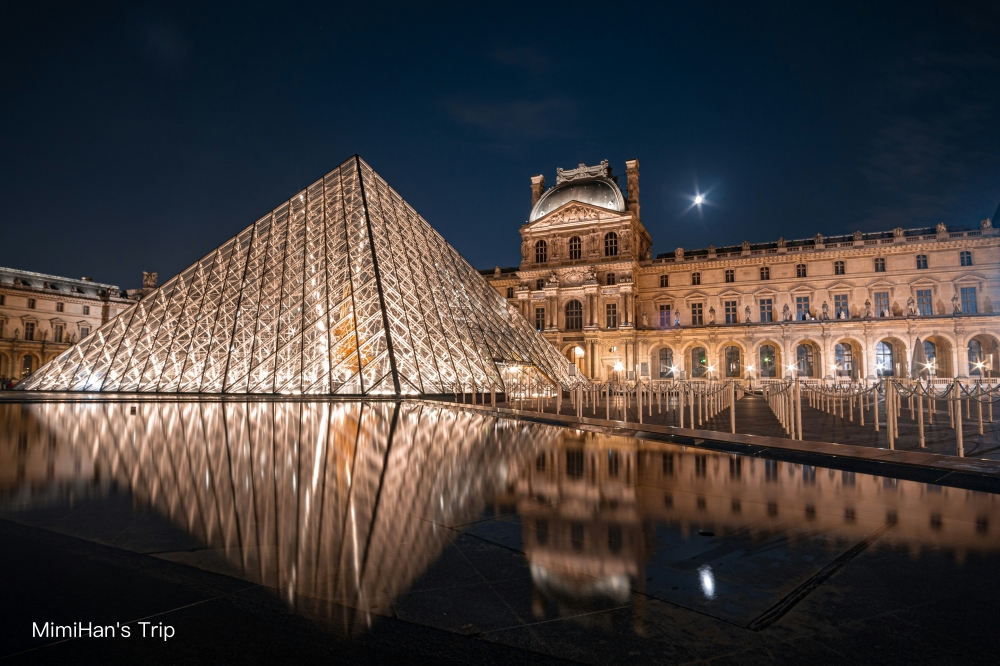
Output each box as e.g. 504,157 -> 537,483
961,287 -> 977,314
659,274 -> 669,287
760,266 -> 770,280
916,254 -> 928,270
0,295 -> 4,305
916,289 -> 932,316
0,321 -> 3,338
54,324 -> 64,343
874,257 -> 886,272
874,291 -> 890,317
506,287 -> 514,299
834,260 -> 845,275
960,250 -> 972,266
658,304 -> 671,327
56,302 -> 64,312
605,303 -> 618,328
536,278 -> 544,290
27,298 -> 36,309
834,294 -> 849,318
691,272 -> 701,286
759,299 -> 773,323
534,307 -> 545,331
80,327 -> 90,338
796,264 -> 807,278
83,305 -> 90,315
724,300 -> 738,324
725,269 -> 734,283
795,296 -> 810,320
606,273 -> 616,286
24,322 -> 35,341
690,302 -> 704,326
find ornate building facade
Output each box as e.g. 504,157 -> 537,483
0,267 -> 132,381
483,160 -> 1000,381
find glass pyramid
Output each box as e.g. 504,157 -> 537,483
20,156 -> 576,395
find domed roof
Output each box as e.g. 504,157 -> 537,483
529,178 -> 625,222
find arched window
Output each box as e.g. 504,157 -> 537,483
876,341 -> 894,376
659,348 -> 674,378
725,346 -> 741,377
691,347 -> 708,377
969,339 -> 984,376
834,343 -> 853,377
604,232 -> 618,257
565,300 -> 583,330
759,345 -> 776,378
21,354 -> 33,377
922,340 -> 937,376
796,344 -> 814,377
535,240 -> 547,263
569,236 -> 582,260
606,273 -> 616,286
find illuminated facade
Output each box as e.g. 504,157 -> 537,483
19,156 -> 576,395
0,267 -> 131,381
484,160 -> 1000,381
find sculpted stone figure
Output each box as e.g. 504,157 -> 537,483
675,247 -> 684,259
777,237 -> 786,248
952,292 -> 961,314
815,233 -> 824,245
641,310 -> 648,328
142,272 -> 158,289
893,227 -> 904,238
864,299 -> 873,318
521,239 -> 530,261
741,240 -> 750,252
907,296 -> 917,315
853,230 -> 863,241
982,218 -> 993,230
745,305 -> 752,322
708,306 -> 716,324
937,222 -> 948,234
494,266 -> 501,277
821,301 -> 829,319
782,304 -> 792,321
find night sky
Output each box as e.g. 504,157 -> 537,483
2,1 -> 998,290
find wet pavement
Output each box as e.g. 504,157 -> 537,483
2,399 -> 1000,664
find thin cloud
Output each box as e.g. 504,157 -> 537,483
444,97 -> 579,140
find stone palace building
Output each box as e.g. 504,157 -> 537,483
482,160 -> 999,382
0,267 -> 134,381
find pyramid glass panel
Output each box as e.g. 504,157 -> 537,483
18,156 -> 578,395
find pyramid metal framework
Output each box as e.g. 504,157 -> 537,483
20,156 -> 576,395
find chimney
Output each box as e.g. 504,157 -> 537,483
530,174 -> 546,207
625,159 -> 640,218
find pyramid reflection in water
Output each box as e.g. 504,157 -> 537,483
20,156 -> 574,394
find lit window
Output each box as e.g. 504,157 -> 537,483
916,289 -> 932,316
569,236 -> 582,261
796,344 -> 814,376
876,341 -> 894,376
725,269 -> 734,283
961,287 -> 977,314
604,232 -> 618,257
565,300 -> 583,330
724,300 -> 738,323
690,302 -> 704,325
658,304 -> 671,327
535,240 -> 547,263
960,250 -> 972,266
759,266 -> 770,280
658,348 -> 674,378
834,294 -> 849,318
835,344 -> 853,377
605,303 -> 618,328
874,291 -> 890,317
969,339 -> 984,375
691,272 -> 701,286
725,346 -> 741,377
834,260 -> 845,275
874,257 -> 886,272
796,264 -> 807,278
795,296 -> 810,320
759,298 -> 773,322
659,274 -> 669,288
759,345 -> 776,377
916,254 -> 928,270
691,347 -> 708,377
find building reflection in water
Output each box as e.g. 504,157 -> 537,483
2,400 -> 1000,634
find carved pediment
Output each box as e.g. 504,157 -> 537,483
526,201 -> 624,230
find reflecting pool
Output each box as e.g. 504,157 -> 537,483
3,400 -> 1000,647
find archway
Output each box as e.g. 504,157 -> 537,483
723,344 -> 743,378
690,346 -> 709,378
876,337 -> 908,378
656,346 -> 675,378
919,335 -> 954,378
20,353 -> 38,378
756,342 -> 781,378
833,338 -> 863,380
967,334 -> 999,378
794,341 -> 821,378
0,351 -> 8,378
